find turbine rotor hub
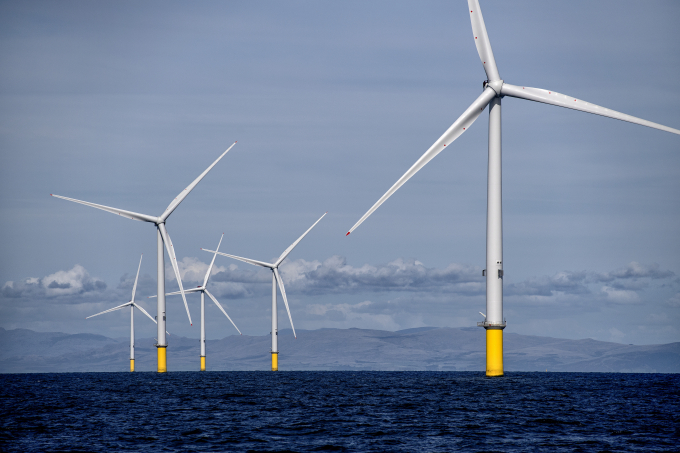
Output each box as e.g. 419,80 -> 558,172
483,79 -> 504,96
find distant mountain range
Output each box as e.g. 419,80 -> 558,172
1,326 -> 678,373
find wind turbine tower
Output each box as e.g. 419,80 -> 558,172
86,255 -> 160,372
53,142 -> 237,372
150,234 -> 241,371
346,1 -> 680,376
203,212 -> 327,371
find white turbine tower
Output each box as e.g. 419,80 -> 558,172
346,0 -> 680,377
53,142 -> 237,373
202,212 -> 327,371
86,255 -> 160,372
150,233 -> 241,371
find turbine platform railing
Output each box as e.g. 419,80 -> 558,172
477,319 -> 506,328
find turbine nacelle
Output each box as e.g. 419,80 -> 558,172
150,232 -> 242,335
203,211 -> 327,341
52,142 -> 238,331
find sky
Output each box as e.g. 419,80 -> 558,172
1,0 -> 679,346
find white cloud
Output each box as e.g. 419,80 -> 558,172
2,259 -> 677,342
5,260 -> 676,307
173,257 -> 227,284
601,286 -> 641,304
596,262 -> 674,282
277,256 -> 483,296
306,300 -> 403,331
505,262 -> 675,305
207,281 -> 251,299
2,265 -> 106,300
41,265 -> 105,296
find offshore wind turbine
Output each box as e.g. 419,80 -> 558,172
346,0 -> 680,377
86,255 -> 160,372
52,142 -> 237,373
150,233 -> 241,371
203,212 -> 327,371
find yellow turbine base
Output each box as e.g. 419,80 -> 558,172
272,352 -> 278,371
200,356 -> 206,372
486,329 -> 504,376
130,359 -> 135,372
157,346 -> 167,373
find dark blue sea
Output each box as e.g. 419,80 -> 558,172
1,372 -> 678,452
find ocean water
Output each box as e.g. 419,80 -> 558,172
1,372 -> 678,452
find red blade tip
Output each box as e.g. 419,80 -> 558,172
346,232 -> 351,236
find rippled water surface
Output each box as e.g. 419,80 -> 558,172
1,372 -> 678,452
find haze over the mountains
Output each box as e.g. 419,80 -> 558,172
2,327 -> 678,374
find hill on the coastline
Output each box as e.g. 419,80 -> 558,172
1,326 -> 678,373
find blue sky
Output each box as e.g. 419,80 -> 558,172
1,0 -> 679,345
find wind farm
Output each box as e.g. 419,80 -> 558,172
3,2 -> 680,450
202,212 -> 327,371
31,1 -> 678,374
51,142 -> 237,372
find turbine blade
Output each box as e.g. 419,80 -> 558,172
468,0 -> 500,81
159,142 -> 237,222
275,212 -> 327,266
205,289 -> 242,335
202,249 -> 273,269
130,254 -> 143,303
132,302 -> 157,324
86,301 -> 132,319
347,87 -> 496,235
203,234 -> 224,288
273,268 -> 296,338
501,83 -> 680,135
158,223 -> 193,325
147,287 -> 202,298
50,194 -> 158,223
132,303 -> 171,335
